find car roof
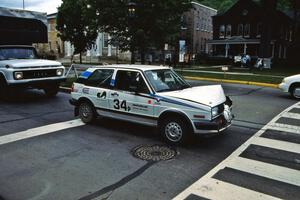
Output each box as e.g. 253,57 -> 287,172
91,64 -> 171,72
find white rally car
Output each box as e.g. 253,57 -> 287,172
70,65 -> 234,144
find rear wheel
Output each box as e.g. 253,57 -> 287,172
44,85 -> 59,97
78,101 -> 96,124
159,116 -> 191,145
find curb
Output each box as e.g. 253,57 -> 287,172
184,76 -> 279,89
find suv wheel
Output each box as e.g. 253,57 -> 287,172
160,117 -> 191,145
44,85 -> 59,97
78,101 -> 96,124
0,76 -> 8,99
291,86 -> 300,99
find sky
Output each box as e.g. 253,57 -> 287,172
0,0 -> 62,14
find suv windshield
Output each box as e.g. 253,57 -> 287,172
144,69 -> 190,92
0,47 -> 37,60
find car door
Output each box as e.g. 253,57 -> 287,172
83,68 -> 114,110
108,69 -> 155,124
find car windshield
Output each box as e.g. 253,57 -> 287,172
144,69 -> 191,92
0,47 -> 37,60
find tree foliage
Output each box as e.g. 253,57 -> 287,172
87,0 -> 192,63
56,0 -> 98,63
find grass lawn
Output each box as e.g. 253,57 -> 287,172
176,71 -> 283,84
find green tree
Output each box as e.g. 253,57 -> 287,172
56,0 -> 98,63
87,0 -> 192,64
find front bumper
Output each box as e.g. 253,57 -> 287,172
193,115 -> 232,134
7,77 -> 66,88
279,82 -> 289,92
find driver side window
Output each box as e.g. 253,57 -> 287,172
115,70 -> 150,94
85,69 -> 114,88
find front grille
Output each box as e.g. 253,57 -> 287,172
22,69 -> 57,79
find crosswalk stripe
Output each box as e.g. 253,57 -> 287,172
282,112 -> 300,120
0,119 -> 85,146
173,178 -> 281,200
269,122 -> 300,131
227,157 -> 300,187
251,136 -> 300,154
266,125 -> 300,134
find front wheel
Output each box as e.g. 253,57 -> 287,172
44,85 -> 59,97
159,117 -> 191,145
291,86 -> 300,99
78,101 -> 96,124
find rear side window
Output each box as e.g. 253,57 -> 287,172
82,69 -> 114,88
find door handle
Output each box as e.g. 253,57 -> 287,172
111,92 -> 119,97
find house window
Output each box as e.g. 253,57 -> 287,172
219,25 -> 225,38
244,24 -> 250,37
103,33 -> 109,48
257,23 -> 262,37
226,25 -> 232,38
237,24 -> 243,36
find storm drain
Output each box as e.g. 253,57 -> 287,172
132,144 -> 177,162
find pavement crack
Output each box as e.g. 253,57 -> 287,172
78,161 -> 156,200
228,87 -> 264,97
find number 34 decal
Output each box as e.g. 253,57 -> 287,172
113,99 -> 131,111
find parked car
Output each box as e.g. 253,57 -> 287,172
69,65 -> 234,144
279,74 -> 300,99
0,45 -> 66,97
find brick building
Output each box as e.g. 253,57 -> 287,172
181,1 -> 217,55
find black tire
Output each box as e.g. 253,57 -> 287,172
0,76 -> 8,99
44,85 -> 59,97
291,86 -> 300,99
159,116 -> 192,145
78,101 -> 96,124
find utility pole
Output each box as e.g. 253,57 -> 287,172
23,0 -> 25,10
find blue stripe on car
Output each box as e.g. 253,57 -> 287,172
149,94 -> 199,109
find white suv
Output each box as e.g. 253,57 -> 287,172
0,45 -> 66,97
70,65 -> 233,144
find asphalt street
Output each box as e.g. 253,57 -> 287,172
0,80 -> 299,200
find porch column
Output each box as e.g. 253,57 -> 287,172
205,43 -> 209,54
243,43 -> 247,54
271,44 -> 275,58
225,44 -> 229,58
108,34 -> 112,57
97,33 -> 103,57
283,46 -> 287,59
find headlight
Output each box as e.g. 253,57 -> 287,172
56,69 -> 64,76
14,72 -> 23,80
212,107 -> 219,117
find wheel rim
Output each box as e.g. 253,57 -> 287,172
80,103 -> 92,119
293,88 -> 300,99
165,122 -> 183,142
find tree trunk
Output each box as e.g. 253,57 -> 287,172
79,52 -> 82,64
130,46 -> 135,64
141,49 -> 145,65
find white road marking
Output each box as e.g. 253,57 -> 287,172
173,102 -> 300,200
251,136 -> 300,154
0,119 -> 85,146
227,157 -> 300,187
176,178 -> 281,200
282,112 -> 300,120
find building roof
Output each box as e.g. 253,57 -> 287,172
191,1 -> 217,12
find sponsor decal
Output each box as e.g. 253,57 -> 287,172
82,88 -> 90,94
97,91 -> 107,99
80,71 -> 92,79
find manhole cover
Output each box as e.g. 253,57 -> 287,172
132,145 -> 177,162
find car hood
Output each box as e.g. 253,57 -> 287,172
286,74 -> 300,82
159,85 -> 226,107
0,59 -> 62,68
